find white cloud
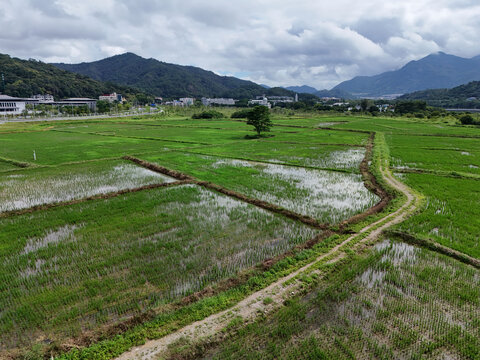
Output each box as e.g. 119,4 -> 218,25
1,0 -> 480,89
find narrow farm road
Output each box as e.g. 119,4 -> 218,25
116,151 -> 419,360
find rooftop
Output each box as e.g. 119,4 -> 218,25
0,95 -> 31,101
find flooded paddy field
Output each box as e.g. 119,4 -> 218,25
4,113 -> 478,359
194,239 -> 480,360
144,152 -> 378,224
0,160 -> 174,212
0,185 -> 318,349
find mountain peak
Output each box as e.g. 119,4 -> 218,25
52,54 -> 266,98
333,52 -> 480,97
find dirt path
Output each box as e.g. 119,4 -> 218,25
116,164 -> 419,360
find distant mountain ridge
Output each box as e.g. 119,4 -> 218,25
52,53 -> 267,99
314,88 -> 356,99
333,52 -> 480,97
284,85 -> 318,94
0,53 -> 143,99
399,80 -> 480,108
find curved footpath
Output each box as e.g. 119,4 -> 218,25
116,160 -> 419,360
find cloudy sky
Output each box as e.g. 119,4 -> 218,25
1,0 -> 480,89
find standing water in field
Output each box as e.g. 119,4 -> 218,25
0,161 -> 173,212
212,159 -> 379,224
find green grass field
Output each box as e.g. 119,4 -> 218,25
1,112 -> 479,359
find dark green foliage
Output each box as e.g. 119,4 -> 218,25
96,100 -> 111,114
399,81 -> 480,108
52,53 -> 267,99
192,110 -> 224,119
246,106 -> 272,135
230,109 -> 252,118
459,114 -> 480,125
0,53 -> 144,99
395,101 -> 427,115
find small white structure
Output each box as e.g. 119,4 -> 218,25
0,95 -> 28,115
201,97 -> 236,106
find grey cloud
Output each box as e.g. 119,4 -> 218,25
2,0 -> 480,89
353,17 -> 403,44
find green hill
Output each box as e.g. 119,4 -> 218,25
399,81 -> 480,108
0,54 -> 144,99
52,53 -> 267,99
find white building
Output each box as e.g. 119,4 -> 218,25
179,98 -> 195,106
54,98 -> 97,111
99,92 -> 123,103
201,98 -> 236,106
0,95 -> 28,115
32,94 -> 54,103
248,97 -> 271,108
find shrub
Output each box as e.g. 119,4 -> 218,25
231,109 -> 252,119
192,110 -> 224,119
459,114 -> 475,125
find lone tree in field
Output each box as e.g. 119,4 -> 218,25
246,106 -> 272,136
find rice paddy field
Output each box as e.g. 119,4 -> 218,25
184,240 -> 479,360
0,112 -> 479,359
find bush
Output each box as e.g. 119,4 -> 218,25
231,109 -> 252,118
192,110 -> 224,119
459,114 -> 475,125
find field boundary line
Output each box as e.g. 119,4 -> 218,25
0,156 -> 37,169
0,181 -> 191,219
393,132 -> 480,139
392,167 -> 480,181
387,230 -> 480,269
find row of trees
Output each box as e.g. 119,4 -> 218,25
192,106 -> 272,136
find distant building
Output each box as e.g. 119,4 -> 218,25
99,92 -> 123,103
32,94 -> 54,103
0,95 -> 29,115
179,98 -> 195,106
201,97 -> 236,106
54,98 -> 97,111
248,96 -> 271,108
267,96 -> 295,105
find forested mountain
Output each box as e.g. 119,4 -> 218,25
53,53 -> 267,99
314,88 -> 356,99
284,85 -> 318,94
399,81 -> 480,108
332,52 -> 480,97
0,53 -> 144,99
